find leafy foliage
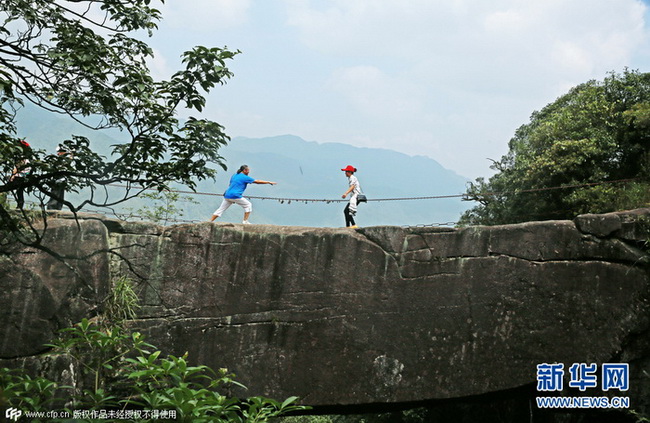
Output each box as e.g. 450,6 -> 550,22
125,351 -> 304,422
105,275 -> 141,322
0,0 -> 236,251
123,188 -> 199,225
461,70 -> 650,225
1,278 -> 308,422
0,368 -> 58,414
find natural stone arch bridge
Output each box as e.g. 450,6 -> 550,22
2,208 -> 649,413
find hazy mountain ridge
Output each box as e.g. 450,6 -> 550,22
197,135 -> 471,226
14,105 -> 471,227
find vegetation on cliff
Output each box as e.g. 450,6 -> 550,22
461,70 -> 650,225
1,277 -> 307,422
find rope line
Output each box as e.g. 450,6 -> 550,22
106,177 -> 641,204
12,177 -> 639,228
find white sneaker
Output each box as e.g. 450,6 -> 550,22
242,220 -> 251,224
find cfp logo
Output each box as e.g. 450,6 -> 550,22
5,408 -> 22,421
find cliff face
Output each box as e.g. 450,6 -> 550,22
2,209 -> 649,408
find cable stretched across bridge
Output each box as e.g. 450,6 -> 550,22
108,177 -> 639,204
75,177 -> 641,228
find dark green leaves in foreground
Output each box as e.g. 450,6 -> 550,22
3,317 -> 307,422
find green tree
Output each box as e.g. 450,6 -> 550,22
2,278 -> 308,422
461,69 -> 650,226
0,0 -> 236,251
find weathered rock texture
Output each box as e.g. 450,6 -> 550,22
2,209 -> 649,409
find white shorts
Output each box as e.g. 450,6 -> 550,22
213,197 -> 252,216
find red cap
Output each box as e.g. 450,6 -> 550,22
341,165 -> 357,172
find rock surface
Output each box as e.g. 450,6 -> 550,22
2,209 -> 649,409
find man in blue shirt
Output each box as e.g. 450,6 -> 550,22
209,165 -> 277,224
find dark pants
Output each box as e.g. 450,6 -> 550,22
344,203 -> 356,227
46,184 -> 65,210
13,177 -> 25,209
15,188 -> 25,209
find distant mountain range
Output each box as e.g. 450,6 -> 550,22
15,104 -> 471,227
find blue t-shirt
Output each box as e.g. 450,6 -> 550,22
224,173 -> 255,199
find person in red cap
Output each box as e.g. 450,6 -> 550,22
341,165 -> 362,228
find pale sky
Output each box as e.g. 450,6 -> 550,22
147,0 -> 650,179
